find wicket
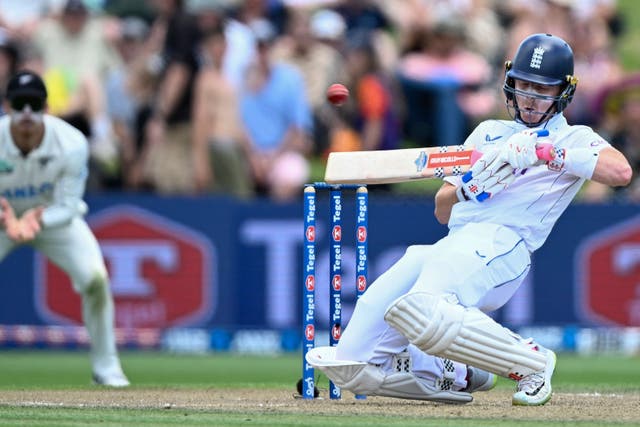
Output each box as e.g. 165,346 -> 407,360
302,182 -> 369,400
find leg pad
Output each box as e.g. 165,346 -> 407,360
384,292 -> 546,380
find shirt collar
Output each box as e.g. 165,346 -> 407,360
514,113 -> 568,134
540,113 -> 568,133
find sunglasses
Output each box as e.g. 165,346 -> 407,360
10,97 -> 45,112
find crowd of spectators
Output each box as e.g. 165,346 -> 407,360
0,0 -> 637,202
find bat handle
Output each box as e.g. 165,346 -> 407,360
535,143 -> 555,161
534,130 -> 554,161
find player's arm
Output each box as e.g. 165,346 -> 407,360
589,146 -> 632,186
547,144 -> 632,186
40,142 -> 89,228
434,181 -> 459,225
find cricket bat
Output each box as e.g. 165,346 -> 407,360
324,131 -> 554,185
324,145 -> 484,184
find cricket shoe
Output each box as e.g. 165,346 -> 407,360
512,349 -> 556,406
462,366 -> 497,393
93,368 -> 130,387
437,359 -> 495,394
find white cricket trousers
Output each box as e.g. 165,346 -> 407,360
336,222 -> 531,388
0,216 -> 120,374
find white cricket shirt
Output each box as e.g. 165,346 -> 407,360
445,114 -> 610,252
0,114 -> 89,228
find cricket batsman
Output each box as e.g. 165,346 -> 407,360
0,70 -> 129,387
307,33 -> 632,405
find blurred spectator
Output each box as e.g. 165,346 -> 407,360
31,0 -> 122,188
188,0 -> 257,91
191,24 -> 254,198
397,16 -> 495,146
272,7 -> 346,155
381,0 -> 506,69
104,16 -> 151,189
309,7 -> 346,43
102,0 -> 155,21
375,0 -> 431,55
240,19 -> 313,201
229,0 -> 288,35
333,0 -> 388,39
457,0 -> 507,70
0,0 -> 50,41
0,31 -> 19,110
504,0 -> 575,59
332,34 -> 400,154
582,75 -> 640,202
333,0 -> 397,72
565,7 -> 623,126
138,0 -> 201,194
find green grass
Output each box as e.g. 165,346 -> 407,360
0,351 -> 638,426
0,351 -> 296,389
0,407 -> 632,427
0,351 -> 637,391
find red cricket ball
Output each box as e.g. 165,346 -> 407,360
326,83 -> 349,106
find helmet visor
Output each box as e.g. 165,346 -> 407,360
507,68 -> 565,86
503,84 -> 561,127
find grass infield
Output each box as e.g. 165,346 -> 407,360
0,350 -> 637,426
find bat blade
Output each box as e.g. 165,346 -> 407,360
324,145 -> 481,184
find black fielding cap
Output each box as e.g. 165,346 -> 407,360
6,70 -> 47,100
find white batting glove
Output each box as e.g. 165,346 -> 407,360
459,149 -> 516,202
500,129 -> 541,169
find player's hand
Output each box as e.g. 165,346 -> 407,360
19,206 -> 44,241
460,149 -> 516,202
500,129 -> 541,169
0,198 -> 23,241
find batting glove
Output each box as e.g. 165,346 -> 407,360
500,129 -> 542,170
460,149 -> 516,202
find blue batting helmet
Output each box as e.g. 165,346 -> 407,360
503,33 -> 578,126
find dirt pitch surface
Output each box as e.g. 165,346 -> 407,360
1,389 -> 639,422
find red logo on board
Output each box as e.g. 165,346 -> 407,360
577,216 -> 640,326
332,225 -> 341,242
357,275 -> 367,293
306,226 -> 315,242
305,275 -> 315,291
332,324 -> 341,340
305,324 -> 315,341
332,274 -> 341,291
36,206 -> 215,328
357,226 -> 367,242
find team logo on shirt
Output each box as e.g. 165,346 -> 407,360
0,159 -> 13,173
38,157 -> 52,168
1,182 -> 54,198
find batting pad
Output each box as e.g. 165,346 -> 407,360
384,292 -> 547,380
